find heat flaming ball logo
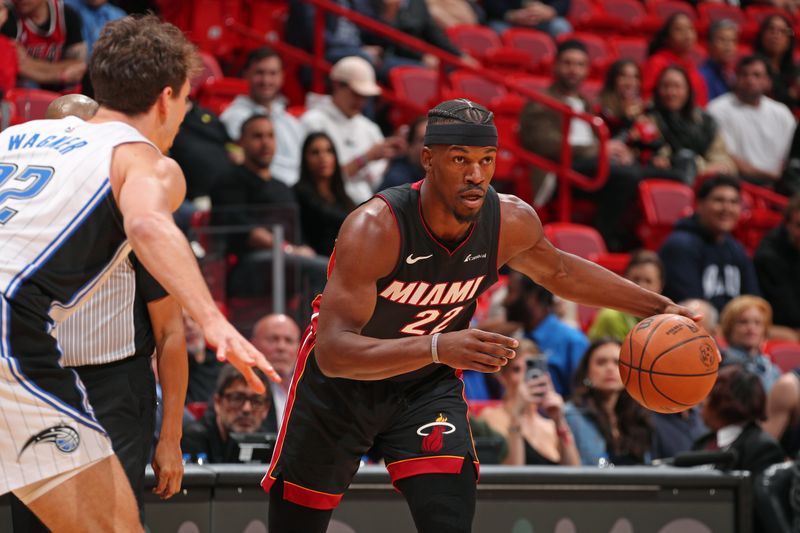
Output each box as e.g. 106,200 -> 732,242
418,413 -> 456,453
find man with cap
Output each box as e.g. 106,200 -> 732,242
264,98 -> 699,532
300,55 -> 406,204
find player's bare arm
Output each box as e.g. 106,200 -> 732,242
499,195 -> 697,320
315,199 -> 517,380
110,143 -> 280,391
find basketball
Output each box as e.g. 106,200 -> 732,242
619,314 -> 719,414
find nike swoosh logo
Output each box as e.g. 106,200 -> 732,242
406,254 -> 433,265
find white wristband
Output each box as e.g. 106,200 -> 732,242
431,333 -> 441,364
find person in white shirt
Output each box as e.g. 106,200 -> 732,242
708,55 -> 796,186
220,47 -> 305,186
300,55 -> 406,204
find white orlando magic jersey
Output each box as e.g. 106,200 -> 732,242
0,116 -> 158,323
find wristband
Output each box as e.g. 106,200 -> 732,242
431,333 -> 441,364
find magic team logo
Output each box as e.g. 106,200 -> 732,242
19,424 -> 80,458
418,413 -> 456,453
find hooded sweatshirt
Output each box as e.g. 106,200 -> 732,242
659,215 -> 760,313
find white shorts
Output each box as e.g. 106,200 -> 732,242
0,356 -> 114,495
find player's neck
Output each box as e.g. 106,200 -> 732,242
419,181 -> 473,242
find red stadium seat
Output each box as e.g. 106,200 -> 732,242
764,341 -> 800,374
501,28 -> 556,74
645,0 -> 698,23
543,223 -> 630,275
509,74 -> 551,95
483,47 -> 535,74
611,36 -> 648,65
697,3 -> 745,34
185,402 -> 208,421
388,66 -> 440,126
4,88 -> 60,125
449,70 -> 507,105
446,25 -> 502,60
196,76 -> 249,116
191,51 -> 224,95
585,0 -> 648,34
637,179 -> 694,250
568,0 -> 600,30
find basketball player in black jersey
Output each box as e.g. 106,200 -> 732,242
264,99 -> 697,532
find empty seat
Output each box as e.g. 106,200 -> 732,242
611,36 -> 648,65
446,25 -> 501,60
196,76 -> 249,115
4,88 -> 60,125
191,51 -> 224,94
388,66 -> 440,127
646,0 -> 698,23
637,179 -> 694,250
501,28 -> 556,74
543,222 -> 630,275
449,70 -> 507,105
764,341 -> 800,374
483,47 -> 535,73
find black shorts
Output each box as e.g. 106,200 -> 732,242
261,330 -> 479,510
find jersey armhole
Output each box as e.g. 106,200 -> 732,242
373,193 -> 404,286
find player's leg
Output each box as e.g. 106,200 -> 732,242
395,463 -> 477,533
268,475 -> 334,533
22,454 -> 142,533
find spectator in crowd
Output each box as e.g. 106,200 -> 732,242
659,175 -> 760,313
681,298 -> 721,341
182,365 -> 276,463
708,56 -> 796,187
754,14 -> 798,111
719,295 -> 782,392
0,2 -> 17,98
699,19 -> 739,102
693,365 -> 785,532
503,271 -> 589,397
300,56 -> 406,204
521,40 -> 657,250
765,367 -> 800,458
379,116 -> 426,191
250,313 -> 301,428
294,132 -> 355,257
588,250 -> 664,342
184,311 -> 224,404
220,47 -> 304,187
1,0 -> 87,91
368,0 -> 476,75
643,13 -> 708,106
479,339 -> 580,466
597,60 -> 655,142
484,0 -> 572,38
649,65 -> 736,183
64,0 -> 125,55
425,0 -> 483,29
755,193 -> 800,340
651,406 -> 708,460
565,339 -> 654,465
781,124 -> 800,196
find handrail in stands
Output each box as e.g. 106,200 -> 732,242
227,0 -> 610,221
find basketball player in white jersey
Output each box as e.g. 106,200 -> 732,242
0,15 -> 278,532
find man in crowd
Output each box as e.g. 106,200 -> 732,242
659,175 -> 760,313
251,313 -> 301,427
1,0 -> 87,90
182,365 -> 276,463
300,55 -> 406,204
379,116 -> 427,191
700,19 -> 739,101
220,47 -> 304,186
708,56 -> 796,187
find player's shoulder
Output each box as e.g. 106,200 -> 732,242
341,197 -> 397,240
498,193 -> 540,228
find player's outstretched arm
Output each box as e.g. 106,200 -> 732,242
111,144 -> 280,391
499,195 -> 697,320
315,200 -> 518,380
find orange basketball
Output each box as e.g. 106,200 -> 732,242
619,314 -> 719,414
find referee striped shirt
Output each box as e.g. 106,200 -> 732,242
53,254 -> 167,367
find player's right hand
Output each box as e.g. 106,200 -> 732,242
203,319 -> 282,392
436,329 -> 518,373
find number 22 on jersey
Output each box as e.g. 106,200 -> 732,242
0,163 -> 55,224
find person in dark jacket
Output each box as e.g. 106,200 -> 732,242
181,365 -> 277,463
379,116 -> 426,191
484,0 -> 571,38
754,193 -> 800,337
659,175 -> 760,313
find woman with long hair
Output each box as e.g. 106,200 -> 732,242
478,340 -> 580,466
642,13 -> 708,106
293,132 -> 356,256
754,14 -> 798,109
564,339 -> 653,465
649,65 -> 736,181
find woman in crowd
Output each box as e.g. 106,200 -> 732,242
754,14 -> 798,110
720,295 -> 782,393
649,65 -> 736,182
479,340 -> 580,466
565,340 -> 653,465
643,13 -> 708,106
588,250 -> 664,342
293,132 -> 356,257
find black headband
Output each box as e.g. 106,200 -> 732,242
423,122 -> 498,147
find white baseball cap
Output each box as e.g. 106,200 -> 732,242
329,56 -> 382,97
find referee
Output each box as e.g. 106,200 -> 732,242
10,96 -> 188,530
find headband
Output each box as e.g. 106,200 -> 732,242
423,122 -> 498,147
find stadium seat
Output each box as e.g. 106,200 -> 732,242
764,341 -> 800,374
4,88 -> 60,125
509,74 -> 551,95
191,51 -> 224,95
449,70 -> 507,105
645,0 -> 698,23
185,402 -> 208,421
483,47 -> 535,74
637,179 -> 694,250
584,0 -> 649,34
611,36 -> 648,65
697,3 -> 745,34
446,25 -> 501,61
388,66 -> 440,126
196,76 -> 249,115
568,0 -> 600,30
543,222 -> 630,275
184,0 -> 244,59
501,28 -> 556,74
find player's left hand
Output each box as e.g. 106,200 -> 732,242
663,301 -> 702,323
152,438 -> 184,500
